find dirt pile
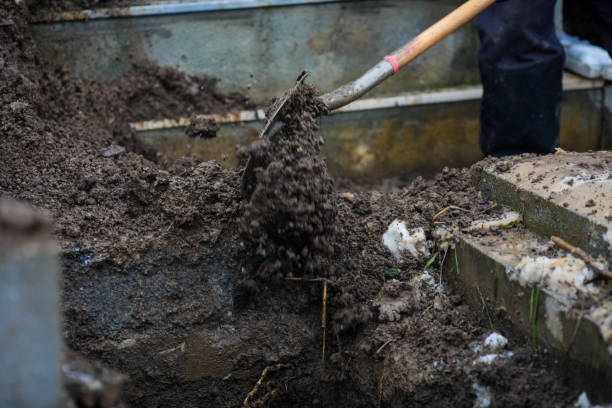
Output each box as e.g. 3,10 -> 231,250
2,0 -> 608,406
240,80 -> 336,280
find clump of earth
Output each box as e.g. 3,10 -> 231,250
1,1 -> 610,407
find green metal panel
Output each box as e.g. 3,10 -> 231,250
30,0 -> 480,102
136,89 -> 604,181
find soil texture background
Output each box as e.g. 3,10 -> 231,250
1,1 -> 609,407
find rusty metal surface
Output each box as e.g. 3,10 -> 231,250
30,0 -> 480,102
136,89 -> 604,181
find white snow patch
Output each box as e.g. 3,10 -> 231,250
509,255 -> 597,297
419,271 -> 436,286
574,391 -> 612,408
483,333 -> 507,351
588,302 -> 612,345
477,354 -> 498,365
551,172 -> 610,193
545,296 -> 565,344
383,220 -> 430,260
472,383 -> 492,407
414,271 -> 445,295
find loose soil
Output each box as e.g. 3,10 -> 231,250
185,116 -> 220,139
2,1 -> 610,407
27,0 -> 134,14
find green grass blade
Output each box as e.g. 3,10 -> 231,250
425,252 -> 438,269
455,248 -> 460,275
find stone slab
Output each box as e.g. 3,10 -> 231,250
474,151 -> 612,267
443,224 -> 612,387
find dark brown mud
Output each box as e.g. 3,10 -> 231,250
186,115 -> 220,139
240,80 -> 336,280
2,1 -> 609,407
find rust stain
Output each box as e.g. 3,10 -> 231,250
324,112 -> 480,181
141,127 -> 259,168
559,93 -> 601,152
32,7 -> 134,23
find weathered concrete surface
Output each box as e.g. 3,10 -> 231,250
0,199 -> 62,408
137,88 -> 604,181
474,151 -> 612,267
444,224 -> 612,391
443,153 -> 612,396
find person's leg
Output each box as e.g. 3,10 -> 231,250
592,0 -> 612,57
477,0 -> 564,157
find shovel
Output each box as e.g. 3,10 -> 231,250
260,0 -> 496,136
243,0 -> 496,196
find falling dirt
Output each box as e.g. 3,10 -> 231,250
185,115 -> 220,139
240,79 -> 336,280
2,0 -> 611,407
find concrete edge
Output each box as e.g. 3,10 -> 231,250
444,233 -> 612,382
472,168 -> 612,266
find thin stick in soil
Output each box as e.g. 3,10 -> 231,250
476,284 -> 493,329
432,205 -> 468,221
321,280 -> 328,371
551,236 -> 612,280
286,277 -> 335,285
439,247 -> 448,285
243,363 -> 289,408
566,292 -> 586,356
375,339 -> 396,355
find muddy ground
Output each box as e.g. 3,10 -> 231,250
1,1 -> 610,406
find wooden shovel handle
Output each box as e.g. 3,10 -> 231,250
386,0 -> 496,71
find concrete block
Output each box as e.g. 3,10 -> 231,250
474,152 -> 612,267
0,198 -> 61,408
444,225 -> 612,386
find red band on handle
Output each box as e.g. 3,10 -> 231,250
384,56 -> 399,74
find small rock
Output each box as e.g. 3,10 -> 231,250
484,332 -> 508,351
495,161 -> 510,173
103,144 -> 125,157
76,175 -> 97,192
9,101 -> 29,113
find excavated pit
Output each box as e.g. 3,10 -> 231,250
2,1 -> 612,406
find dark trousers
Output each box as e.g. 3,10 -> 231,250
477,0 -> 612,157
